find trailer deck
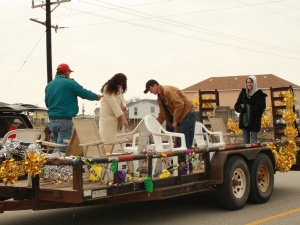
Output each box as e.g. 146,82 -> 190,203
1,144 -> 282,212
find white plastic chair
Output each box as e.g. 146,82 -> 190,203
123,131 -> 171,174
115,117 -> 150,173
125,133 -> 170,154
194,121 -> 226,148
116,115 -> 187,176
194,121 -> 226,162
0,129 -> 46,187
144,115 -> 187,175
194,122 -> 210,148
0,129 -> 45,145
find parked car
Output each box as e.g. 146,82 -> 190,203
0,102 -> 47,138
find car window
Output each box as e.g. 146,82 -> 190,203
0,103 -> 47,138
0,116 -> 30,138
0,119 -> 7,139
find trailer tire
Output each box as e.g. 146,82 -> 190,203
248,153 -> 274,204
216,156 -> 250,210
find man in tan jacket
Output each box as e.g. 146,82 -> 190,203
144,79 -> 196,156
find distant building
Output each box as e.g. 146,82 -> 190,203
94,107 -> 100,123
126,99 -> 159,128
127,99 -> 158,120
94,99 -> 159,128
32,110 -> 48,124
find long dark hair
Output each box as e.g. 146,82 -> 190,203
101,73 -> 127,95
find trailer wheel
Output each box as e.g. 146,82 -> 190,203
216,156 -> 250,210
248,153 -> 274,204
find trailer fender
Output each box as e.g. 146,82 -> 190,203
209,147 -> 275,185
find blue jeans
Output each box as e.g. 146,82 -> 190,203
49,119 -> 73,153
243,129 -> 258,144
167,111 -> 196,156
167,111 -> 196,167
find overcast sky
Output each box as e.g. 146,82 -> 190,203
1,0 -> 300,114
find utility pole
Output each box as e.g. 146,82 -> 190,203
45,0 -> 52,83
31,0 -> 70,83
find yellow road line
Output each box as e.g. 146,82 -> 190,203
245,208 -> 300,225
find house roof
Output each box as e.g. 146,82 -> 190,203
182,74 -> 300,92
127,99 -> 158,107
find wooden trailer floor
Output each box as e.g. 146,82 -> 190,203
0,167 -> 206,192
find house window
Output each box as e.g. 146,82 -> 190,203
151,107 -> 155,113
134,107 -> 138,116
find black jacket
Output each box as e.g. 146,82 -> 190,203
234,88 -> 267,132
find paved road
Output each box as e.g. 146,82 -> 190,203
0,171 -> 300,225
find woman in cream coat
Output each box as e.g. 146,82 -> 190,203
99,73 -> 128,153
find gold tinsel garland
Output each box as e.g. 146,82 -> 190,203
192,94 -> 213,110
0,159 -> 23,185
261,106 -> 272,132
0,144 -> 47,185
24,152 -> 47,177
268,91 -> 299,173
226,111 -> 272,134
226,118 -> 242,134
192,95 -> 200,110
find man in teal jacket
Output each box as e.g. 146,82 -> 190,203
45,63 -> 101,155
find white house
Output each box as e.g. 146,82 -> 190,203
127,99 -> 159,120
94,99 -> 159,127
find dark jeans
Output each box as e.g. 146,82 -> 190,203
242,129 -> 258,144
166,111 -> 196,163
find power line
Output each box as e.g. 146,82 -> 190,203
92,0 -> 300,54
61,0 -> 300,57
0,31 -> 46,101
42,0 -> 171,20
275,1 -> 300,11
235,0 -> 300,22
59,3 -> 300,60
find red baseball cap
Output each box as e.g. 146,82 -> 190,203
57,63 -> 74,72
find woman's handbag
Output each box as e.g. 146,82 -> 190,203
242,104 -> 251,127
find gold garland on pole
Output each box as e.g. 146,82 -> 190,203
267,91 -> 299,173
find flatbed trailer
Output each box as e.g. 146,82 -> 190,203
1,142 -> 293,213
